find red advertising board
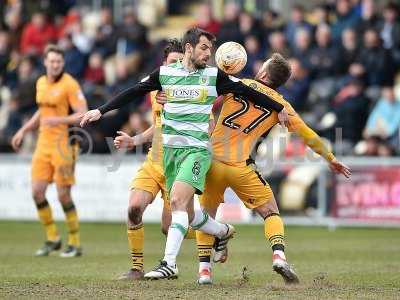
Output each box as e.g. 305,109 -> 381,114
333,167 -> 400,221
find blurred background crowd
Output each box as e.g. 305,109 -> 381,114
1,0 -> 400,157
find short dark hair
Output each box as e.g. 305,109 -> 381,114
163,38 -> 183,60
266,53 -> 291,88
181,27 -> 216,51
292,4 -> 305,12
43,44 -> 64,58
385,2 -> 399,12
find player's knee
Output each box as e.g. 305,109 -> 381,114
255,202 -> 279,219
128,205 -> 143,225
32,189 -> 46,203
58,191 -> 71,205
170,195 -> 186,211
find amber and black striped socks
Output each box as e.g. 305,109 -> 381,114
127,223 -> 144,271
62,202 -> 80,247
36,199 -> 59,242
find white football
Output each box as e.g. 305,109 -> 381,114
215,41 -> 247,75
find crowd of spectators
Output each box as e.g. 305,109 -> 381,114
0,0 -> 399,157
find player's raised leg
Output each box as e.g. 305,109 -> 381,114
32,180 -> 61,256
145,149 -> 234,280
57,184 -> 82,257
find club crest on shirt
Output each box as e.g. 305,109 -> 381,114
249,82 -> 258,89
199,75 -> 209,86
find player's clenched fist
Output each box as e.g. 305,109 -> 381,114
114,131 -> 135,150
155,91 -> 167,105
11,129 -> 25,151
80,109 -> 102,127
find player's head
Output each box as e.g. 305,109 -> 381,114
43,44 -> 65,79
163,38 -> 184,65
182,27 -> 215,69
255,53 -> 291,89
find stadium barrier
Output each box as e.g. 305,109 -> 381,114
1,154 -> 400,228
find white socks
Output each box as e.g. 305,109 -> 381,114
163,211 -> 188,266
199,261 -> 211,272
273,250 -> 286,260
190,210 -> 227,239
163,210 -> 229,267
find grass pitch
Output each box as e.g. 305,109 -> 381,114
0,221 -> 399,299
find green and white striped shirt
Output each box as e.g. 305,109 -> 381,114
159,61 -> 218,149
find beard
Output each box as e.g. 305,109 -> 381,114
191,54 -> 207,69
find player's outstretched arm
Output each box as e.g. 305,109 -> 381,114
80,69 -> 162,127
292,115 -> 351,178
11,110 -> 40,151
114,126 -> 154,150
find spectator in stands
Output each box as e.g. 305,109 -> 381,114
279,58 -> 310,112
0,31 -> 11,80
194,3 -> 220,35
57,7 -> 81,38
70,21 -> 93,55
241,35 -> 264,77
10,56 -> 37,116
331,78 -> 369,145
2,56 -> 38,145
355,0 -> 380,35
111,58 -> 135,87
115,7 -> 148,55
106,59 -> 137,110
260,10 -> 285,41
359,135 -> 394,156
285,4 -> 312,49
331,0 -> 360,42
267,31 -> 291,58
337,28 -> 359,75
59,35 -> 85,78
20,12 -> 57,55
238,12 -> 262,43
357,29 -> 394,86
84,52 -> 105,86
92,7 -> 117,58
309,24 -> 339,79
311,4 -> 331,26
363,86 -> 400,148
3,8 -> 23,50
292,28 -> 312,69
378,2 -> 400,66
217,2 -> 241,45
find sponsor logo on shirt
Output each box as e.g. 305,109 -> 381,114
165,87 -> 208,102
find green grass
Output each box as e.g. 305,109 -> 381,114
0,221 -> 399,299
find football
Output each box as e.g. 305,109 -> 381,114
215,41 -> 247,75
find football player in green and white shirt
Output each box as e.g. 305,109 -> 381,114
80,28 -> 288,280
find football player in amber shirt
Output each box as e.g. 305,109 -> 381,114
195,53 -> 350,284
11,45 -> 88,257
